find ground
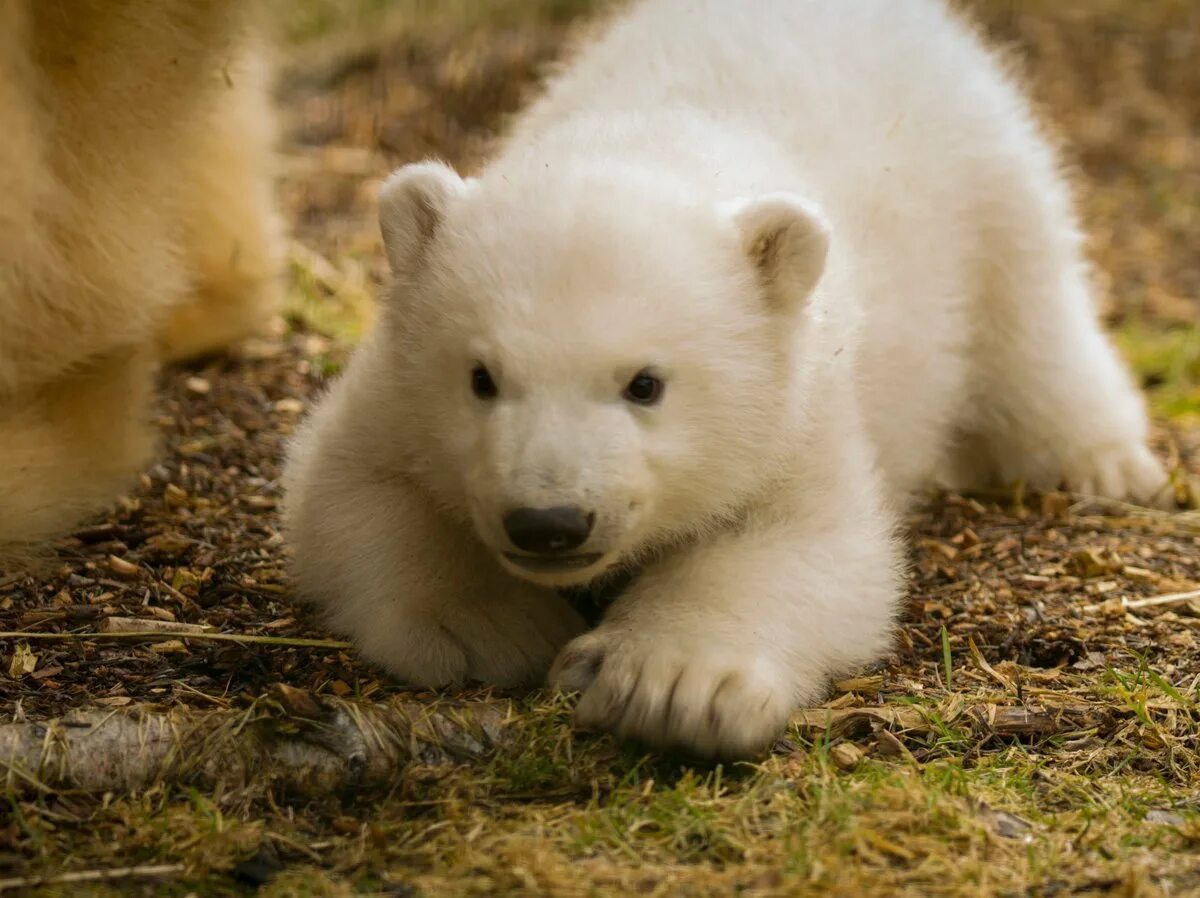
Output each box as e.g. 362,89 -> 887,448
2,1 -> 1200,895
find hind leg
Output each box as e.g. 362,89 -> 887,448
960,174 -> 1170,507
159,43 -> 283,362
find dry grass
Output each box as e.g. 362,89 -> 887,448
1,1 -> 1199,895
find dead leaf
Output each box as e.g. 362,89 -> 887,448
7,642 -> 37,678
873,729 -> 917,763
791,706 -> 927,739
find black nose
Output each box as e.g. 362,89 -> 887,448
503,506 -> 594,554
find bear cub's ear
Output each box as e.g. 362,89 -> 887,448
726,194 -> 830,314
378,161 -> 469,279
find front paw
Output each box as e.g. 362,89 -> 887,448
1064,442 -> 1173,509
450,589 -> 588,687
549,629 -> 797,759
357,590 -> 586,689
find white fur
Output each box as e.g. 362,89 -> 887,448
284,0 -> 1167,757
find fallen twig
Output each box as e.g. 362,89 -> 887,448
0,686 -> 509,795
1081,587 -> 1200,614
0,864 -> 185,893
0,630 -> 353,649
791,700 -> 1104,741
1123,588 -> 1200,611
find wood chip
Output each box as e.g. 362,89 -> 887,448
106,555 -> 141,579
1123,565 -> 1160,584
1069,547 -> 1123,578
95,696 -> 132,707
834,674 -> 885,694
7,643 -> 37,678
974,705 -> 1071,736
149,640 -> 189,655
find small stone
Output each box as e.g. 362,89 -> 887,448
830,742 -> 865,771
1145,809 -> 1186,827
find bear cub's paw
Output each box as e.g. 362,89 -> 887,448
1062,441 -> 1173,509
550,629 -> 798,759
370,589 -> 588,690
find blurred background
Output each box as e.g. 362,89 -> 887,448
273,0 -> 1199,420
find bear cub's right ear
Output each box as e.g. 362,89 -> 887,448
726,193 -> 830,315
378,161 -> 469,279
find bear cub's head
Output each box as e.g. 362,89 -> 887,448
373,159 -> 830,588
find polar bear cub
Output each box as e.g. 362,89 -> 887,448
284,0 -> 1168,757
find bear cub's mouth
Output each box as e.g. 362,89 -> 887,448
503,552 -> 603,573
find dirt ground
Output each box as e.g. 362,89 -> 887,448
2,1 -> 1200,895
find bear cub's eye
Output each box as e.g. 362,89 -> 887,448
471,364 -> 498,400
623,370 -> 664,406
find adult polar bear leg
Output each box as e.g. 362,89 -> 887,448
283,432 -> 586,687
550,428 -> 903,759
159,37 -> 283,363
961,160 -> 1170,507
0,349 -> 157,562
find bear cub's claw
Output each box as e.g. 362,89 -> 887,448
550,630 -> 796,759
1065,442 -> 1174,510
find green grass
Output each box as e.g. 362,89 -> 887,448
14,679 -> 1200,895
1116,320 -> 1200,422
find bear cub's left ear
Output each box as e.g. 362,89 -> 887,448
378,161 -> 469,280
726,194 -> 830,314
